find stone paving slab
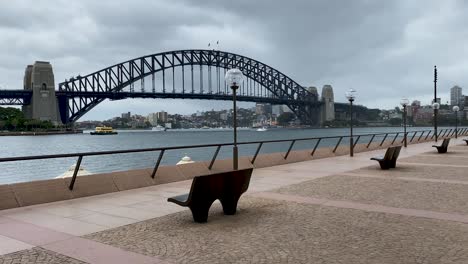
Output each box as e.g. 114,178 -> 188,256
0,247 -> 87,264
275,174 -> 468,214
350,164 -> 468,181
399,155 -> 468,166
85,197 -> 468,264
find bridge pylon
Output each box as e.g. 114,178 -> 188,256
22,61 -> 61,125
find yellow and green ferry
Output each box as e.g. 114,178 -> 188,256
90,126 -> 118,135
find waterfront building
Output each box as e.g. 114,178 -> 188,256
157,111 -> 168,123
121,112 -> 131,119
255,103 -> 272,115
147,113 -> 158,126
450,86 -> 463,108
272,105 -> 284,116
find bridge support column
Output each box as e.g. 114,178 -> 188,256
22,61 -> 61,125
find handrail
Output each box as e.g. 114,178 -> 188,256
0,127 -> 465,191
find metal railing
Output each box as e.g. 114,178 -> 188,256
0,127 -> 466,190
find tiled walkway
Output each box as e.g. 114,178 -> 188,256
1,138 -> 468,263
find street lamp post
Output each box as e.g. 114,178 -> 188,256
453,105 -> 460,139
400,98 -> 410,148
432,102 -> 440,142
225,69 -> 244,170
433,65 -> 438,142
346,89 -> 356,157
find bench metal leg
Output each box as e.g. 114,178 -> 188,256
189,201 -> 215,223
220,196 -> 241,215
378,161 -> 390,170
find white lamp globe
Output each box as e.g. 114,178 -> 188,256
400,98 -> 409,106
432,102 -> 440,110
345,88 -> 356,101
225,69 -> 244,88
453,105 -> 460,112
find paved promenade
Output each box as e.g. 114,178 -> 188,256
1,138 -> 468,263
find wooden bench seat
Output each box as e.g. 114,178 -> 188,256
432,138 -> 450,153
168,168 -> 253,223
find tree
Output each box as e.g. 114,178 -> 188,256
277,112 -> 295,126
389,118 -> 402,126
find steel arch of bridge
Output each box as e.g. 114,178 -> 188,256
58,49 -> 320,124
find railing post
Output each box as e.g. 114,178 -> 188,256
391,133 -> 399,145
284,140 -> 296,160
366,135 -> 375,148
208,145 -> 221,170
151,149 -> 165,179
332,137 -> 343,153
310,138 -> 321,156
379,133 -> 388,146
250,142 -> 263,164
409,131 -> 417,143
69,155 -> 83,191
353,135 -> 361,148
418,131 -> 425,142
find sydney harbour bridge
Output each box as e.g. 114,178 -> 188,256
0,49 -> 335,125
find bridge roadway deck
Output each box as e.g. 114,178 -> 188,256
1,138 -> 468,263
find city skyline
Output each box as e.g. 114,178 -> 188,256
1,1 -> 468,121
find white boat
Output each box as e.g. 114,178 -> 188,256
256,127 -> 268,132
152,125 -> 166,132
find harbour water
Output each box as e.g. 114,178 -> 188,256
0,126 -> 439,184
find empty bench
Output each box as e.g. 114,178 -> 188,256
370,146 -> 402,170
432,138 -> 450,153
168,168 -> 253,223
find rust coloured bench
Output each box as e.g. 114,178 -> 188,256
168,168 -> 253,223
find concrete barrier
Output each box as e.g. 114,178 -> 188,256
112,169 -> 155,191
65,173 -> 118,198
203,157 -> 253,173
10,178 -> 72,206
0,185 -> 19,210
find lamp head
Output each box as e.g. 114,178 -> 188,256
432,102 -> 440,110
400,98 -> 409,107
453,105 -> 460,112
225,68 -> 244,89
345,88 -> 356,101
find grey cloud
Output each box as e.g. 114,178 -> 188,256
1,0 -> 468,120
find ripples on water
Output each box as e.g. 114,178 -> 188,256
0,127 -> 437,184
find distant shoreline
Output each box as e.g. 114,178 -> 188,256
0,130 -> 83,136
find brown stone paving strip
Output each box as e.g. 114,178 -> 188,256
349,164 -> 468,181
0,247 -> 87,264
85,197 -> 468,264
274,174 -> 468,215
399,162 -> 468,168
252,192 -> 468,223
399,155 -> 468,166
341,172 -> 468,186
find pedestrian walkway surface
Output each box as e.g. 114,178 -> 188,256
1,139 -> 468,263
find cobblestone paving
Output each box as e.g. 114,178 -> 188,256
85,197 -> 468,264
0,247 -> 87,264
350,164 -> 468,181
275,174 -> 468,214
399,155 -> 468,166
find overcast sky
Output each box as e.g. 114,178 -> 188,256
1,0 -> 467,120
